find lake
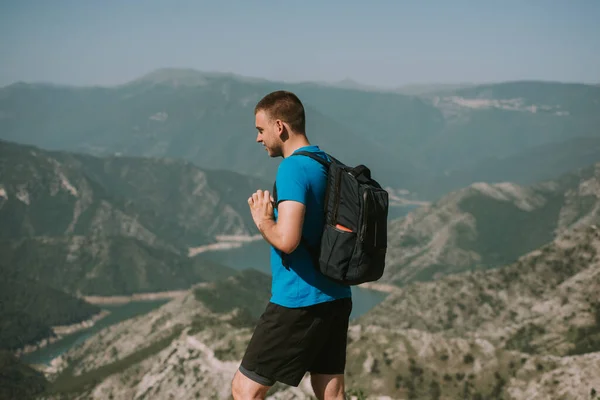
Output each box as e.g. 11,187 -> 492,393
21,299 -> 170,366
21,285 -> 387,366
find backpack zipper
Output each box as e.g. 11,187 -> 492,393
332,168 -> 342,224
374,220 -> 378,247
360,189 -> 369,242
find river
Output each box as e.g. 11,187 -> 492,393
21,299 -> 170,366
21,286 -> 386,366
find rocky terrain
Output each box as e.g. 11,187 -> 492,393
37,269 -> 272,399
339,223 -> 600,399
28,224 -> 599,399
383,161 -> 600,286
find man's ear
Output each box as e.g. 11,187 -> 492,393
276,120 -> 289,141
274,119 -> 284,134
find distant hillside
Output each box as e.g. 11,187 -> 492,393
0,235 -> 235,296
1,70 -> 599,191
414,136 -> 600,200
394,82 -> 478,95
414,81 -> 600,178
0,138 -> 270,290
0,272 -> 100,351
384,161 -> 600,285
0,139 -> 268,250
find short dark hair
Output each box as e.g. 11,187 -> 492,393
254,90 -> 306,133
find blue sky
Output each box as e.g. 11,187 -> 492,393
1,0 -> 599,88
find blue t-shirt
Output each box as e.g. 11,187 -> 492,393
270,145 -> 352,308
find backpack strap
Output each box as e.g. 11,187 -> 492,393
272,180 -> 320,271
290,150 -> 331,167
272,150 -> 330,271
271,181 -> 289,270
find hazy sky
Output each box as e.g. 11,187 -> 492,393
1,0 -> 599,88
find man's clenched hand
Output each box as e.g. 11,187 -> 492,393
248,189 -> 275,230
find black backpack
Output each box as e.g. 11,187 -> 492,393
273,151 -> 389,285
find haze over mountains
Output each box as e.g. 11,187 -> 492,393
1,69 -> 599,199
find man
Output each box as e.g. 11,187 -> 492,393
231,91 -> 353,400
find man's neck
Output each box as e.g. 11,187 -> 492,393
282,135 -> 311,158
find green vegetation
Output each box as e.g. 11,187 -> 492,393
505,324 -> 547,353
345,388 -> 368,400
457,191 -> 564,268
0,274 -> 100,350
567,303 -> 600,355
0,236 -> 236,296
194,269 -> 271,320
0,350 -> 49,400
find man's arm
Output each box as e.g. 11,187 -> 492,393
248,189 -> 305,254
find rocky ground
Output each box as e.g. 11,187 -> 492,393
36,227 -> 600,399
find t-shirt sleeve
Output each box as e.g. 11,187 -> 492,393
275,158 -> 308,205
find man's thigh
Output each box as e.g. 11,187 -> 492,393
239,301 -> 330,387
308,297 -> 352,375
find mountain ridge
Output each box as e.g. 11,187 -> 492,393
2,69 -> 598,191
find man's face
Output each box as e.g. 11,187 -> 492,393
255,110 -> 282,158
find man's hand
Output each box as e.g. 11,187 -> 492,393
248,189 -> 275,230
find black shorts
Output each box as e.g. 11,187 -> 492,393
239,297 -> 353,387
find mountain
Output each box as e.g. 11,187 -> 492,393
0,138 -> 271,292
394,82 -> 479,95
0,139 -> 264,352
0,138 -> 264,290
343,224 -> 600,399
2,69 -> 599,191
383,161 -> 600,285
40,269 -> 272,399
20,161 -> 600,399
0,139 -> 268,250
414,81 -> 600,176
0,73 -> 427,189
35,226 -> 600,399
